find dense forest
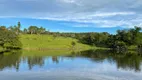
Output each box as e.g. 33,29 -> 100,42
0,22 -> 142,52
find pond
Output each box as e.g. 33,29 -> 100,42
0,50 -> 142,80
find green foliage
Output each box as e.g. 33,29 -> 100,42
137,44 -> 142,53
23,28 -> 28,34
76,32 -> 109,47
71,41 -> 76,46
0,27 -> 22,51
115,26 -> 141,45
114,41 -> 127,50
135,33 -> 142,45
28,26 -> 46,34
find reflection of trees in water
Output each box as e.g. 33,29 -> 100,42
27,56 -> 45,70
69,50 -> 142,72
138,47 -> 142,54
115,54 -> 141,72
0,50 -> 142,72
0,51 -> 46,71
25,56 -> 60,70
52,56 -> 59,64
69,50 -> 110,62
0,50 -> 22,71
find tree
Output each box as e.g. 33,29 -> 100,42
0,27 -> 22,51
17,22 -> 21,34
37,27 -> 46,34
23,28 -> 28,34
115,27 -> 141,46
71,41 -> 76,50
28,26 -> 45,34
0,26 -> 6,31
128,26 -> 141,44
28,26 -> 38,34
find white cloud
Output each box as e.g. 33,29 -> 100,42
61,0 -> 76,3
0,0 -> 142,28
93,12 -> 135,17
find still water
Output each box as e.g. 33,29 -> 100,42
0,50 -> 142,80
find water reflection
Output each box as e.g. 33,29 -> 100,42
69,50 -> 142,72
27,56 -> 45,70
0,51 -> 22,71
0,50 -> 142,72
52,56 -> 59,64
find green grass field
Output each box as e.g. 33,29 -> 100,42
20,34 -> 94,51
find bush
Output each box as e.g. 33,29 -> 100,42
0,29 -> 22,51
71,41 -> 76,50
112,41 -> 127,52
71,41 -> 76,47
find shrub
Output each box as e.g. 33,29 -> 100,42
112,41 -> 127,52
0,29 -> 22,51
71,41 -> 76,47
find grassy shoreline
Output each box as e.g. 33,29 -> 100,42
0,34 -> 137,53
20,34 -> 95,51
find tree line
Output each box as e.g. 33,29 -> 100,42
47,27 -> 142,50
1,22 -> 142,51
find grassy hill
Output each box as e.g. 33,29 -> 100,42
20,34 -> 94,51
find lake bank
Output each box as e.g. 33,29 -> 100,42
1,34 -> 139,53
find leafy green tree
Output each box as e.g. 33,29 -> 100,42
0,27 -> 22,50
28,26 -> 38,34
37,27 -> 46,34
129,26 -> 141,44
71,41 -> 76,50
17,22 -> 21,34
0,26 -> 6,30
115,27 -> 141,46
8,25 -> 17,32
28,26 -> 45,34
23,28 -> 28,34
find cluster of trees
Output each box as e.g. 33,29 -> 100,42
2,22 -> 46,35
0,26 -> 22,51
23,26 -> 46,34
55,27 -> 142,50
108,27 -> 142,50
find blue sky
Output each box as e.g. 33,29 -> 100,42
0,0 -> 142,34
0,18 -> 124,34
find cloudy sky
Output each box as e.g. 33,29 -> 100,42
0,0 -> 142,33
